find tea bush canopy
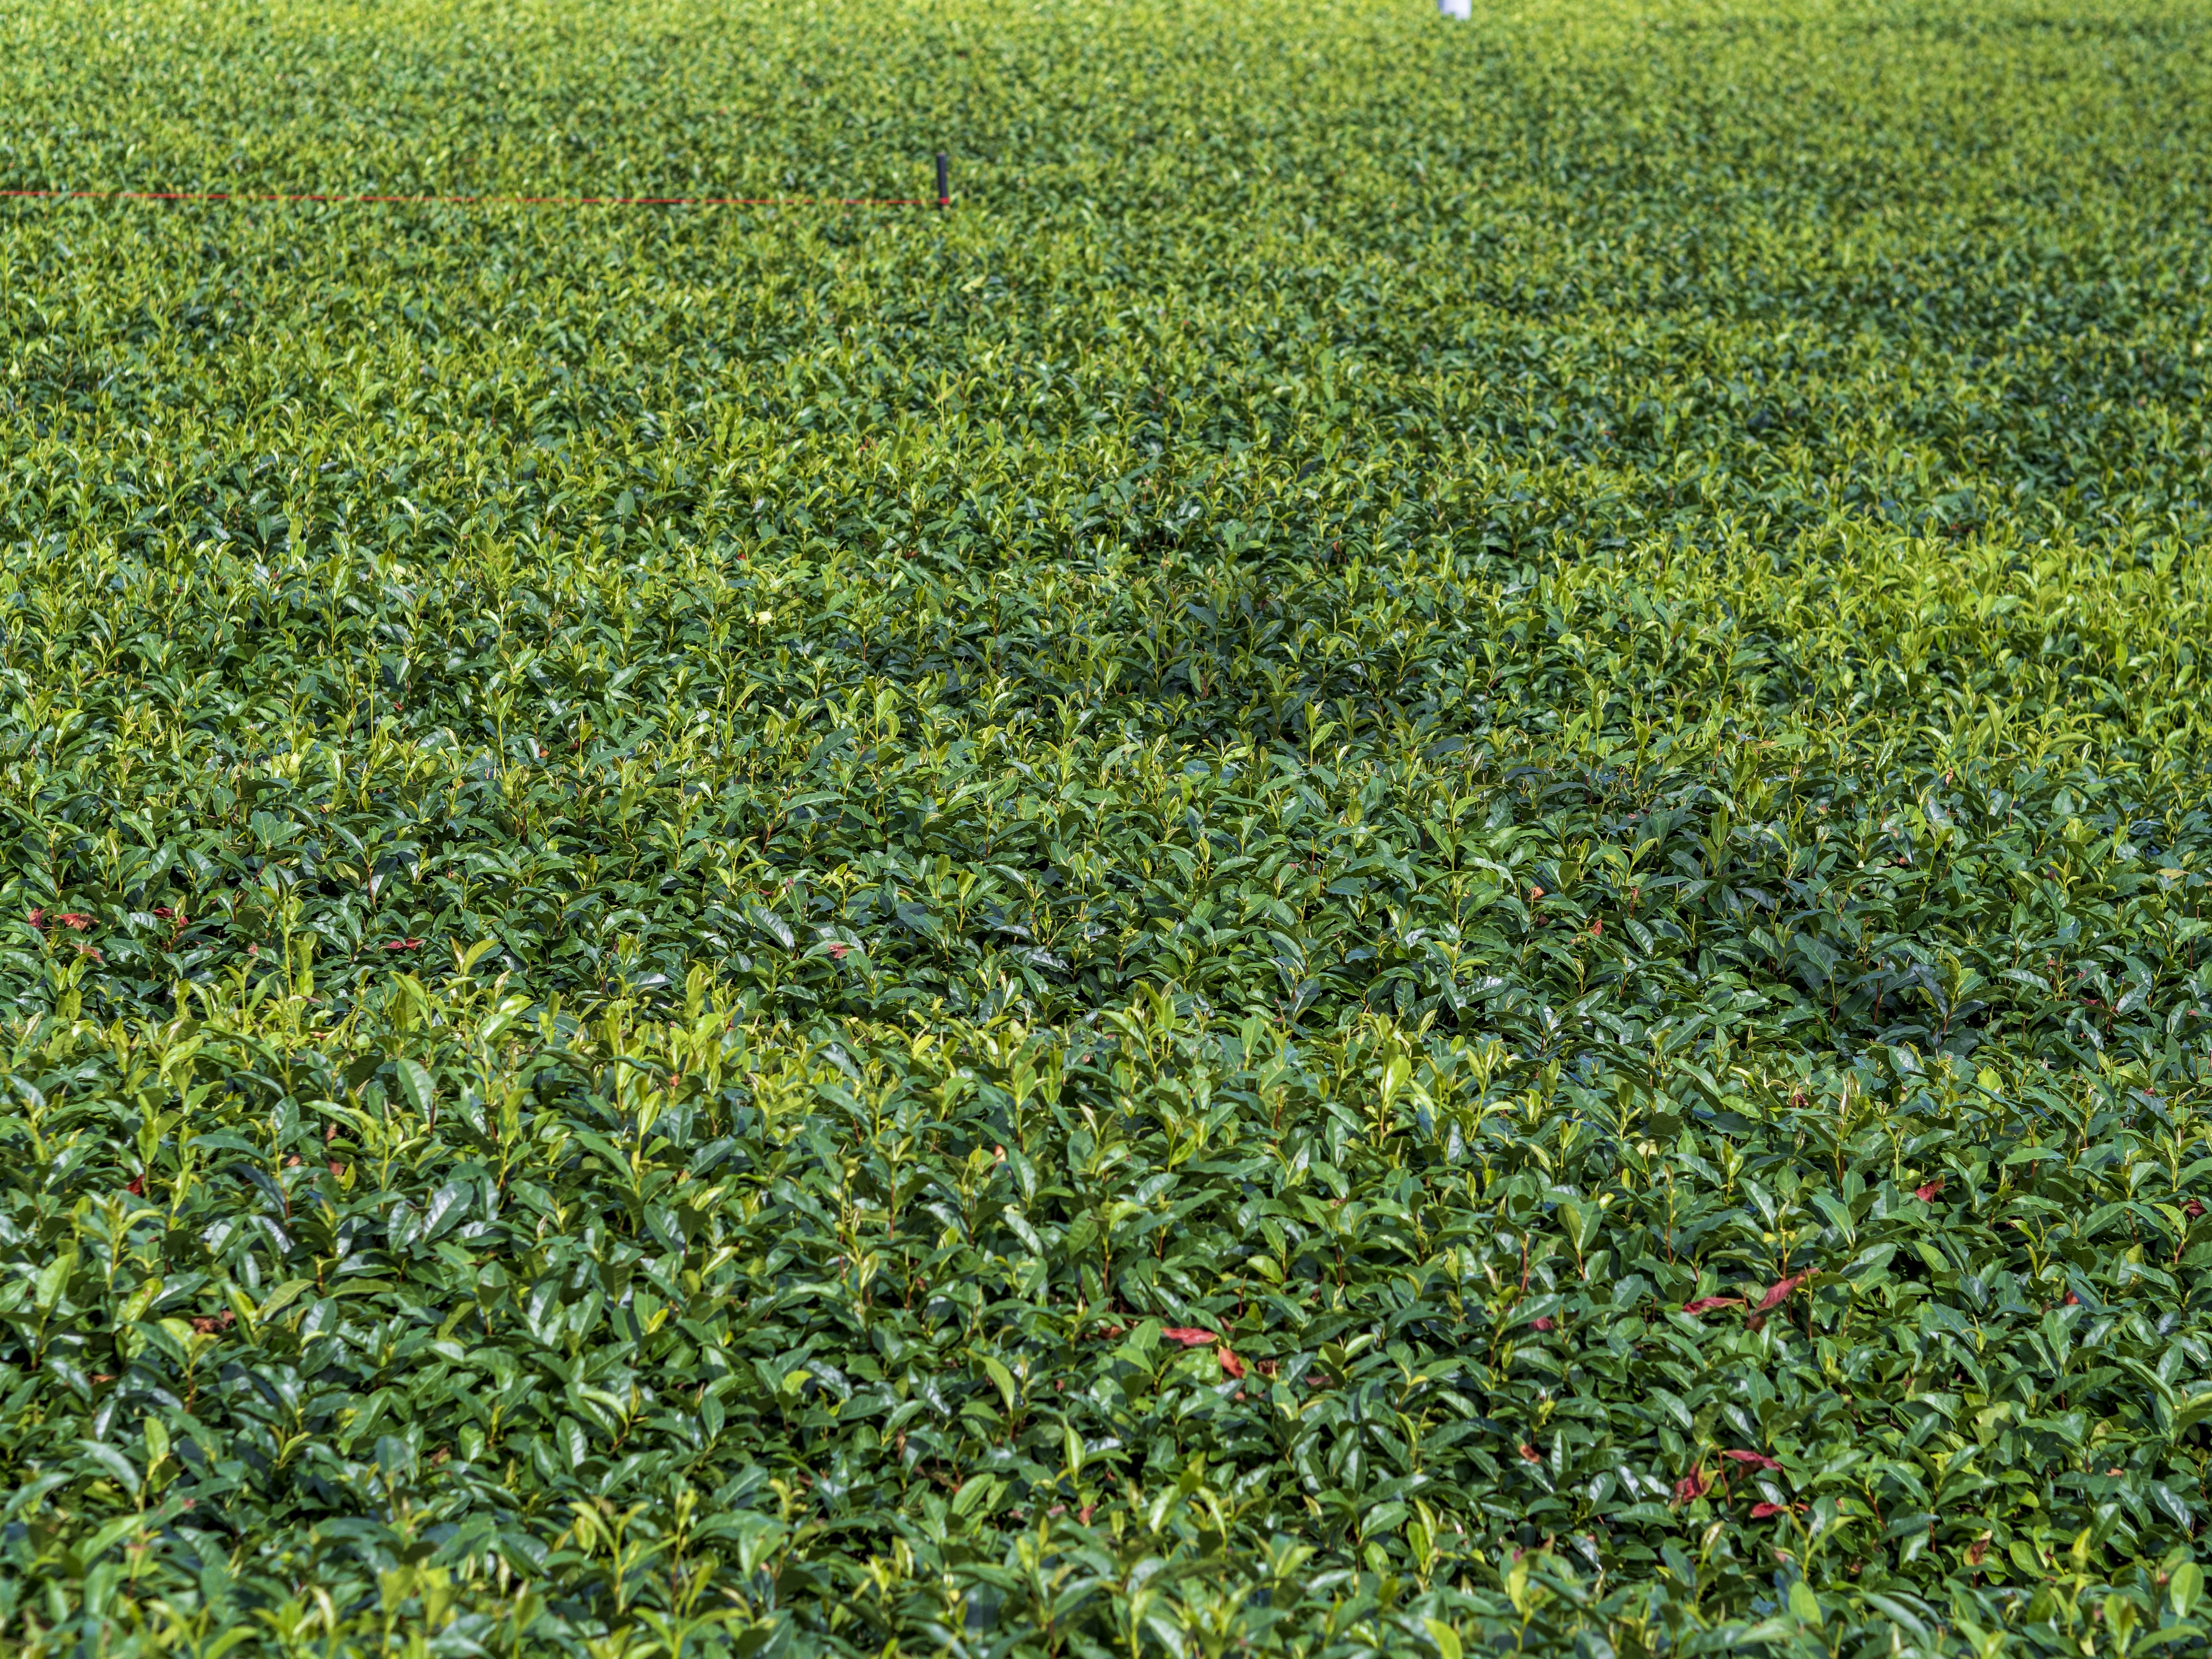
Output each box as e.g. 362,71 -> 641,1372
4,0 -> 2212,1654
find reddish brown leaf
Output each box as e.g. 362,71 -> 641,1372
1531,1316 -> 1555,1332
2064,1291 -> 2081,1306
1673,1467 -> 1710,1503
329,1161 -> 346,1178
2187,1199 -> 2207,1219
828,942 -> 850,960
1914,1178 -> 1944,1202
1518,1444 -> 1542,1463
125,1175 -> 144,1196
1681,1296 -> 1742,1316
1965,1537 -> 1989,1567
57,912 -> 90,930
25,908 -> 42,929
383,937 -> 424,952
1161,1327 -> 1218,1347
1757,1272 -> 1811,1312
190,1311 -> 234,1335
1722,1449 -> 1781,1470
1216,1345 -> 1245,1380
1749,1501 -> 1789,1519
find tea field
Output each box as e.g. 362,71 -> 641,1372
5,0 -> 2212,1653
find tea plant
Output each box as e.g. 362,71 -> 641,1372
2,0 -> 2211,1653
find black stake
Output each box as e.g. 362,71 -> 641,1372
935,153 -> 950,210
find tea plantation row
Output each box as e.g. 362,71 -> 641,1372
3,0 -> 2212,1654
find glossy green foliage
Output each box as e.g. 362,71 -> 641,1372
3,0 -> 2212,1653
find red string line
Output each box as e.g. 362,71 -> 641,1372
1,187 -> 936,209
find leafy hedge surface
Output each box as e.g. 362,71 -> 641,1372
7,0 -> 2212,1653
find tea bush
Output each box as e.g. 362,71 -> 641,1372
4,0 -> 2212,1653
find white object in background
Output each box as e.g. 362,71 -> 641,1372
1438,0 -> 1470,15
